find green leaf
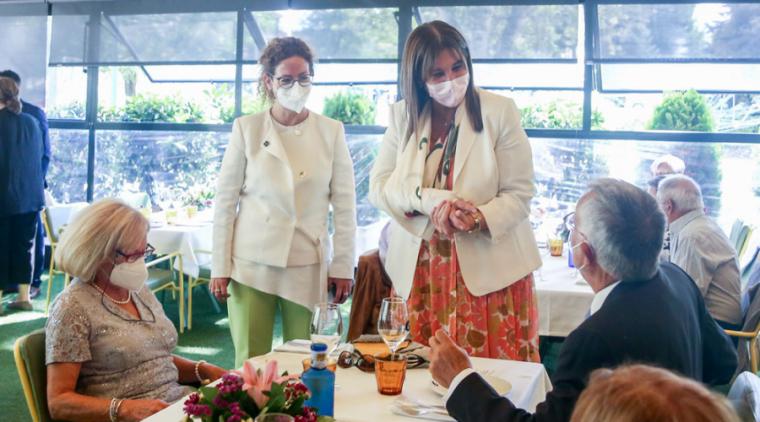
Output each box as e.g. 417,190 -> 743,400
199,386 -> 218,404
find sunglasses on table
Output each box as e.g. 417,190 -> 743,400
336,350 -> 428,372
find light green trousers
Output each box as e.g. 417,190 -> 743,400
228,281 -> 313,368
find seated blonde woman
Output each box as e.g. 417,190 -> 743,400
571,364 -> 739,422
45,199 -> 226,422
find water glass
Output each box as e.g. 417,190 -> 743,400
374,353 -> 408,395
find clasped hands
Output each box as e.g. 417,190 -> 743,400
430,199 -> 486,237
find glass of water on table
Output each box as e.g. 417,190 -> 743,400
310,303 -> 343,356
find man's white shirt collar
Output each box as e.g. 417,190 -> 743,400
589,280 -> 622,316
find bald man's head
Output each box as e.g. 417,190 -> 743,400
656,175 -> 704,223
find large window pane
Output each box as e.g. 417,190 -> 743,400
95,131 -> 228,208
475,63 -> 582,89
50,13 -> 91,65
598,3 -> 760,59
102,12 -> 237,63
594,92 -> 760,133
97,66 -> 234,123
531,138 -> 760,231
0,9 -> 47,105
419,5 -> 578,59
490,90 -> 588,130
244,9 -> 397,60
50,11 -> 238,65
48,130 -> 89,204
598,63 -> 760,92
348,133 -> 388,257
46,67 -> 88,120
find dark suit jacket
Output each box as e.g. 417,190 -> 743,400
0,108 -> 45,217
447,262 -> 738,422
21,99 -> 50,178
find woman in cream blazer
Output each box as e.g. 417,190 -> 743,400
370,21 -> 540,361
211,37 -> 356,366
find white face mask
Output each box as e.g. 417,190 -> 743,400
275,83 -> 311,113
571,241 -> 588,272
110,257 -> 148,291
426,73 -> 469,108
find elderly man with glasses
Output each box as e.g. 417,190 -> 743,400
428,178 -> 737,422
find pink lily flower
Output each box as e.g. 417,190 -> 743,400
235,360 -> 300,408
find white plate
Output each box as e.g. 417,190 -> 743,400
432,373 -> 512,396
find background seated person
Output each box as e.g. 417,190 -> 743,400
657,174 -> 743,330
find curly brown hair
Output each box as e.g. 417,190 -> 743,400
258,37 -> 315,101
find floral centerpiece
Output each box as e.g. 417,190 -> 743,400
181,186 -> 215,211
183,360 -> 333,422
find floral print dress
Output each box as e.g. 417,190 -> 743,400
407,124 -> 540,362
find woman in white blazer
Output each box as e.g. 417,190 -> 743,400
369,21 -> 541,362
211,37 -> 356,367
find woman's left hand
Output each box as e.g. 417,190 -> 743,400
449,200 -> 487,232
328,277 -> 353,304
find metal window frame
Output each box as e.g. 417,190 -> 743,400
23,0 -> 760,201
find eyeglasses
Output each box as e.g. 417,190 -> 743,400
272,74 -> 313,89
116,243 -> 155,263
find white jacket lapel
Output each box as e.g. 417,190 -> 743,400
452,102 -> 474,183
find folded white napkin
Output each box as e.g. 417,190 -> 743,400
273,339 -> 312,354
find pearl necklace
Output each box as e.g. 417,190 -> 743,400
92,282 -> 132,305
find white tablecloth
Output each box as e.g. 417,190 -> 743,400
46,202 -> 89,236
148,222 -> 213,279
144,351 -> 552,422
535,255 -> 594,337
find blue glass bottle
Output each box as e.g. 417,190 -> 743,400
301,343 -> 335,417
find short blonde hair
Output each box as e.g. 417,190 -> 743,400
55,199 -> 149,282
571,365 -> 739,422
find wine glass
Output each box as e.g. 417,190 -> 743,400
310,303 -> 343,355
377,296 -> 409,357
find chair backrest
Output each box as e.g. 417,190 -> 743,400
731,219 -> 747,246
730,219 -> 752,260
41,208 -> 57,244
14,329 -> 55,422
743,247 -> 760,291
728,372 -> 760,422
739,227 -> 754,261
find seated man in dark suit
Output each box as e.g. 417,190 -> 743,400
429,178 -> 737,422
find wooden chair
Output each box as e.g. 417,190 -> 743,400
726,321 -> 760,374
146,252 -> 185,333
41,209 -> 70,313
